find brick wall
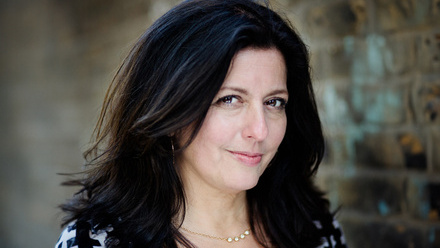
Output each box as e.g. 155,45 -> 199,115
0,0 -> 179,247
0,0 -> 438,247
283,0 -> 440,247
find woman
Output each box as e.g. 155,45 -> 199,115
56,0 -> 346,247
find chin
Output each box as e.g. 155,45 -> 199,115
227,177 -> 260,193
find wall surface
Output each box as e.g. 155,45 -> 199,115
0,0 -> 439,247
297,0 -> 440,247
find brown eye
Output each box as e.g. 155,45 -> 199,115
215,95 -> 240,105
266,98 -> 287,109
222,96 -> 235,104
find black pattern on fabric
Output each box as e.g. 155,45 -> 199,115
55,217 -> 347,248
315,214 -> 347,248
55,221 -> 106,248
77,221 -> 104,248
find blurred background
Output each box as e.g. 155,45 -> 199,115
0,0 -> 439,247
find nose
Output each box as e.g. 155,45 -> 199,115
242,105 -> 268,141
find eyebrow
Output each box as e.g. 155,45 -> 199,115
219,86 -> 288,97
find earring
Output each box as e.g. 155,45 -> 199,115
171,138 -> 175,165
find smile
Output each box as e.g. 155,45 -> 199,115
228,151 -> 263,166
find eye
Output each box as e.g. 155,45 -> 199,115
214,95 -> 241,106
265,98 -> 287,109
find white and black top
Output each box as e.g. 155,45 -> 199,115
55,216 -> 347,248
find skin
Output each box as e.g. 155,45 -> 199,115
176,48 -> 288,247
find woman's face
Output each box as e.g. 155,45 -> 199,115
177,48 -> 288,194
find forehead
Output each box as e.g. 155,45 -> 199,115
221,48 -> 287,90
232,47 -> 285,65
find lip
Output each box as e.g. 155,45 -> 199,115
228,150 -> 263,166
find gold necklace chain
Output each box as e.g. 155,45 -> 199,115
180,226 -> 251,243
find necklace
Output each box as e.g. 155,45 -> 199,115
180,226 -> 251,243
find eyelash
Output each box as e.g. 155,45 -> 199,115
214,95 -> 288,109
216,95 -> 239,103
265,98 -> 287,109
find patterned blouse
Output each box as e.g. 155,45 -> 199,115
55,216 -> 347,248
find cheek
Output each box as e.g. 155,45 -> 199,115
272,117 -> 287,142
199,111 -> 236,145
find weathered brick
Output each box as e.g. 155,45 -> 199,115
310,48 -> 330,80
428,225 -> 440,248
343,34 -> 416,87
316,81 -> 358,166
416,30 -> 440,75
351,84 -> 409,124
340,218 -> 427,248
429,183 -> 440,221
318,82 -> 353,125
374,0 -> 438,32
399,132 -> 428,170
314,33 -> 417,82
336,175 -> 405,215
432,128 -> 440,172
355,130 -> 427,170
354,130 -> 405,169
56,0 -> 158,34
406,177 -> 440,220
304,0 -> 366,39
434,0 -> 440,17
381,33 -> 417,76
323,132 -> 352,167
316,42 -> 354,80
413,81 -> 440,124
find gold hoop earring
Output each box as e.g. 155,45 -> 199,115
171,139 -> 175,165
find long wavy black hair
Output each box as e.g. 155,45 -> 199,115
60,0 -> 329,247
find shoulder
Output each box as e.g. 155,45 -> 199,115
314,214 -> 347,248
55,221 -> 108,248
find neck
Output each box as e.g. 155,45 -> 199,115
179,180 -> 250,236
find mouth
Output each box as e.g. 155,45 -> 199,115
228,151 -> 263,166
